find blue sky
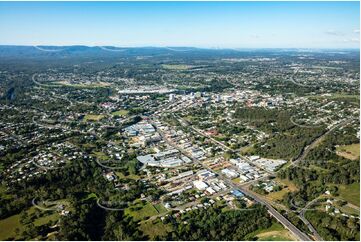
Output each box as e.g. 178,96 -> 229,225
0,1 -> 359,48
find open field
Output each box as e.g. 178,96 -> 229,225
115,171 -> 140,180
0,206 -> 60,240
153,203 -> 168,214
0,213 -> 21,240
264,178 -> 299,202
93,151 -> 110,161
111,109 -> 129,117
125,201 -> 159,221
161,64 -> 193,70
337,183 -> 360,206
245,222 -> 295,241
336,143 -> 360,160
83,114 -> 105,121
339,204 -> 360,216
309,94 -> 360,102
139,220 -> 173,239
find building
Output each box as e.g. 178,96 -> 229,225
193,180 -> 208,191
169,93 -> 175,102
221,168 -> 239,179
231,190 -> 244,198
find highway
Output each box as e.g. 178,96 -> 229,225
298,196 -> 324,241
289,118 -> 354,168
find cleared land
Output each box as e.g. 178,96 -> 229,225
337,183 -> 360,207
161,64 -> 193,70
0,207 -> 60,240
83,114 -> 105,121
336,143 -> 360,160
245,222 -> 295,241
111,109 -> 129,116
125,201 -> 160,221
139,220 -> 173,239
264,178 -> 298,202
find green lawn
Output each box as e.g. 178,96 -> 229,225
83,114 -> 105,121
258,234 -> 293,241
139,220 -> 173,239
34,213 -> 60,226
154,204 -> 168,214
93,151 -> 110,161
115,171 -> 140,180
0,213 -> 22,240
0,201 -> 67,240
125,202 -> 159,221
81,192 -> 98,202
111,109 -> 129,117
338,183 -> 360,206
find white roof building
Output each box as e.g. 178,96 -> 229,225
193,180 -> 208,191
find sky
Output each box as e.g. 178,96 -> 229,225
0,1 -> 359,48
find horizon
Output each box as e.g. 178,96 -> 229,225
0,45 -> 360,51
0,1 -> 359,48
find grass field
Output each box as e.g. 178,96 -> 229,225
115,171 -> 140,180
93,151 -> 110,161
83,114 -> 105,121
337,183 -> 360,206
0,213 -> 21,240
34,213 -> 60,226
161,64 -> 193,70
111,109 -> 129,117
339,205 -> 360,216
125,202 -> 159,221
309,94 -> 360,102
139,220 -> 173,239
0,206 -> 60,240
264,178 -> 298,202
81,192 -> 98,202
245,222 -> 295,241
153,204 -> 168,214
336,143 -> 360,160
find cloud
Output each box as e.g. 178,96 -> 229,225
354,29 -> 360,33
343,38 -> 359,43
250,34 -> 260,39
325,29 -> 344,36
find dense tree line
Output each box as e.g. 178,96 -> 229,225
305,210 -> 359,241
158,204 -> 272,240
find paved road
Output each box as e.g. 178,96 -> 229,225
289,118 -> 354,168
298,196 -> 324,241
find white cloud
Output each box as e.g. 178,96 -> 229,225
343,38 -> 359,43
325,29 -> 344,36
354,29 -> 360,33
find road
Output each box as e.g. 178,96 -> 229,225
298,196 -> 324,241
290,118 -> 354,168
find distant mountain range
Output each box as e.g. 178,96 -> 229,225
0,45 -> 358,60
